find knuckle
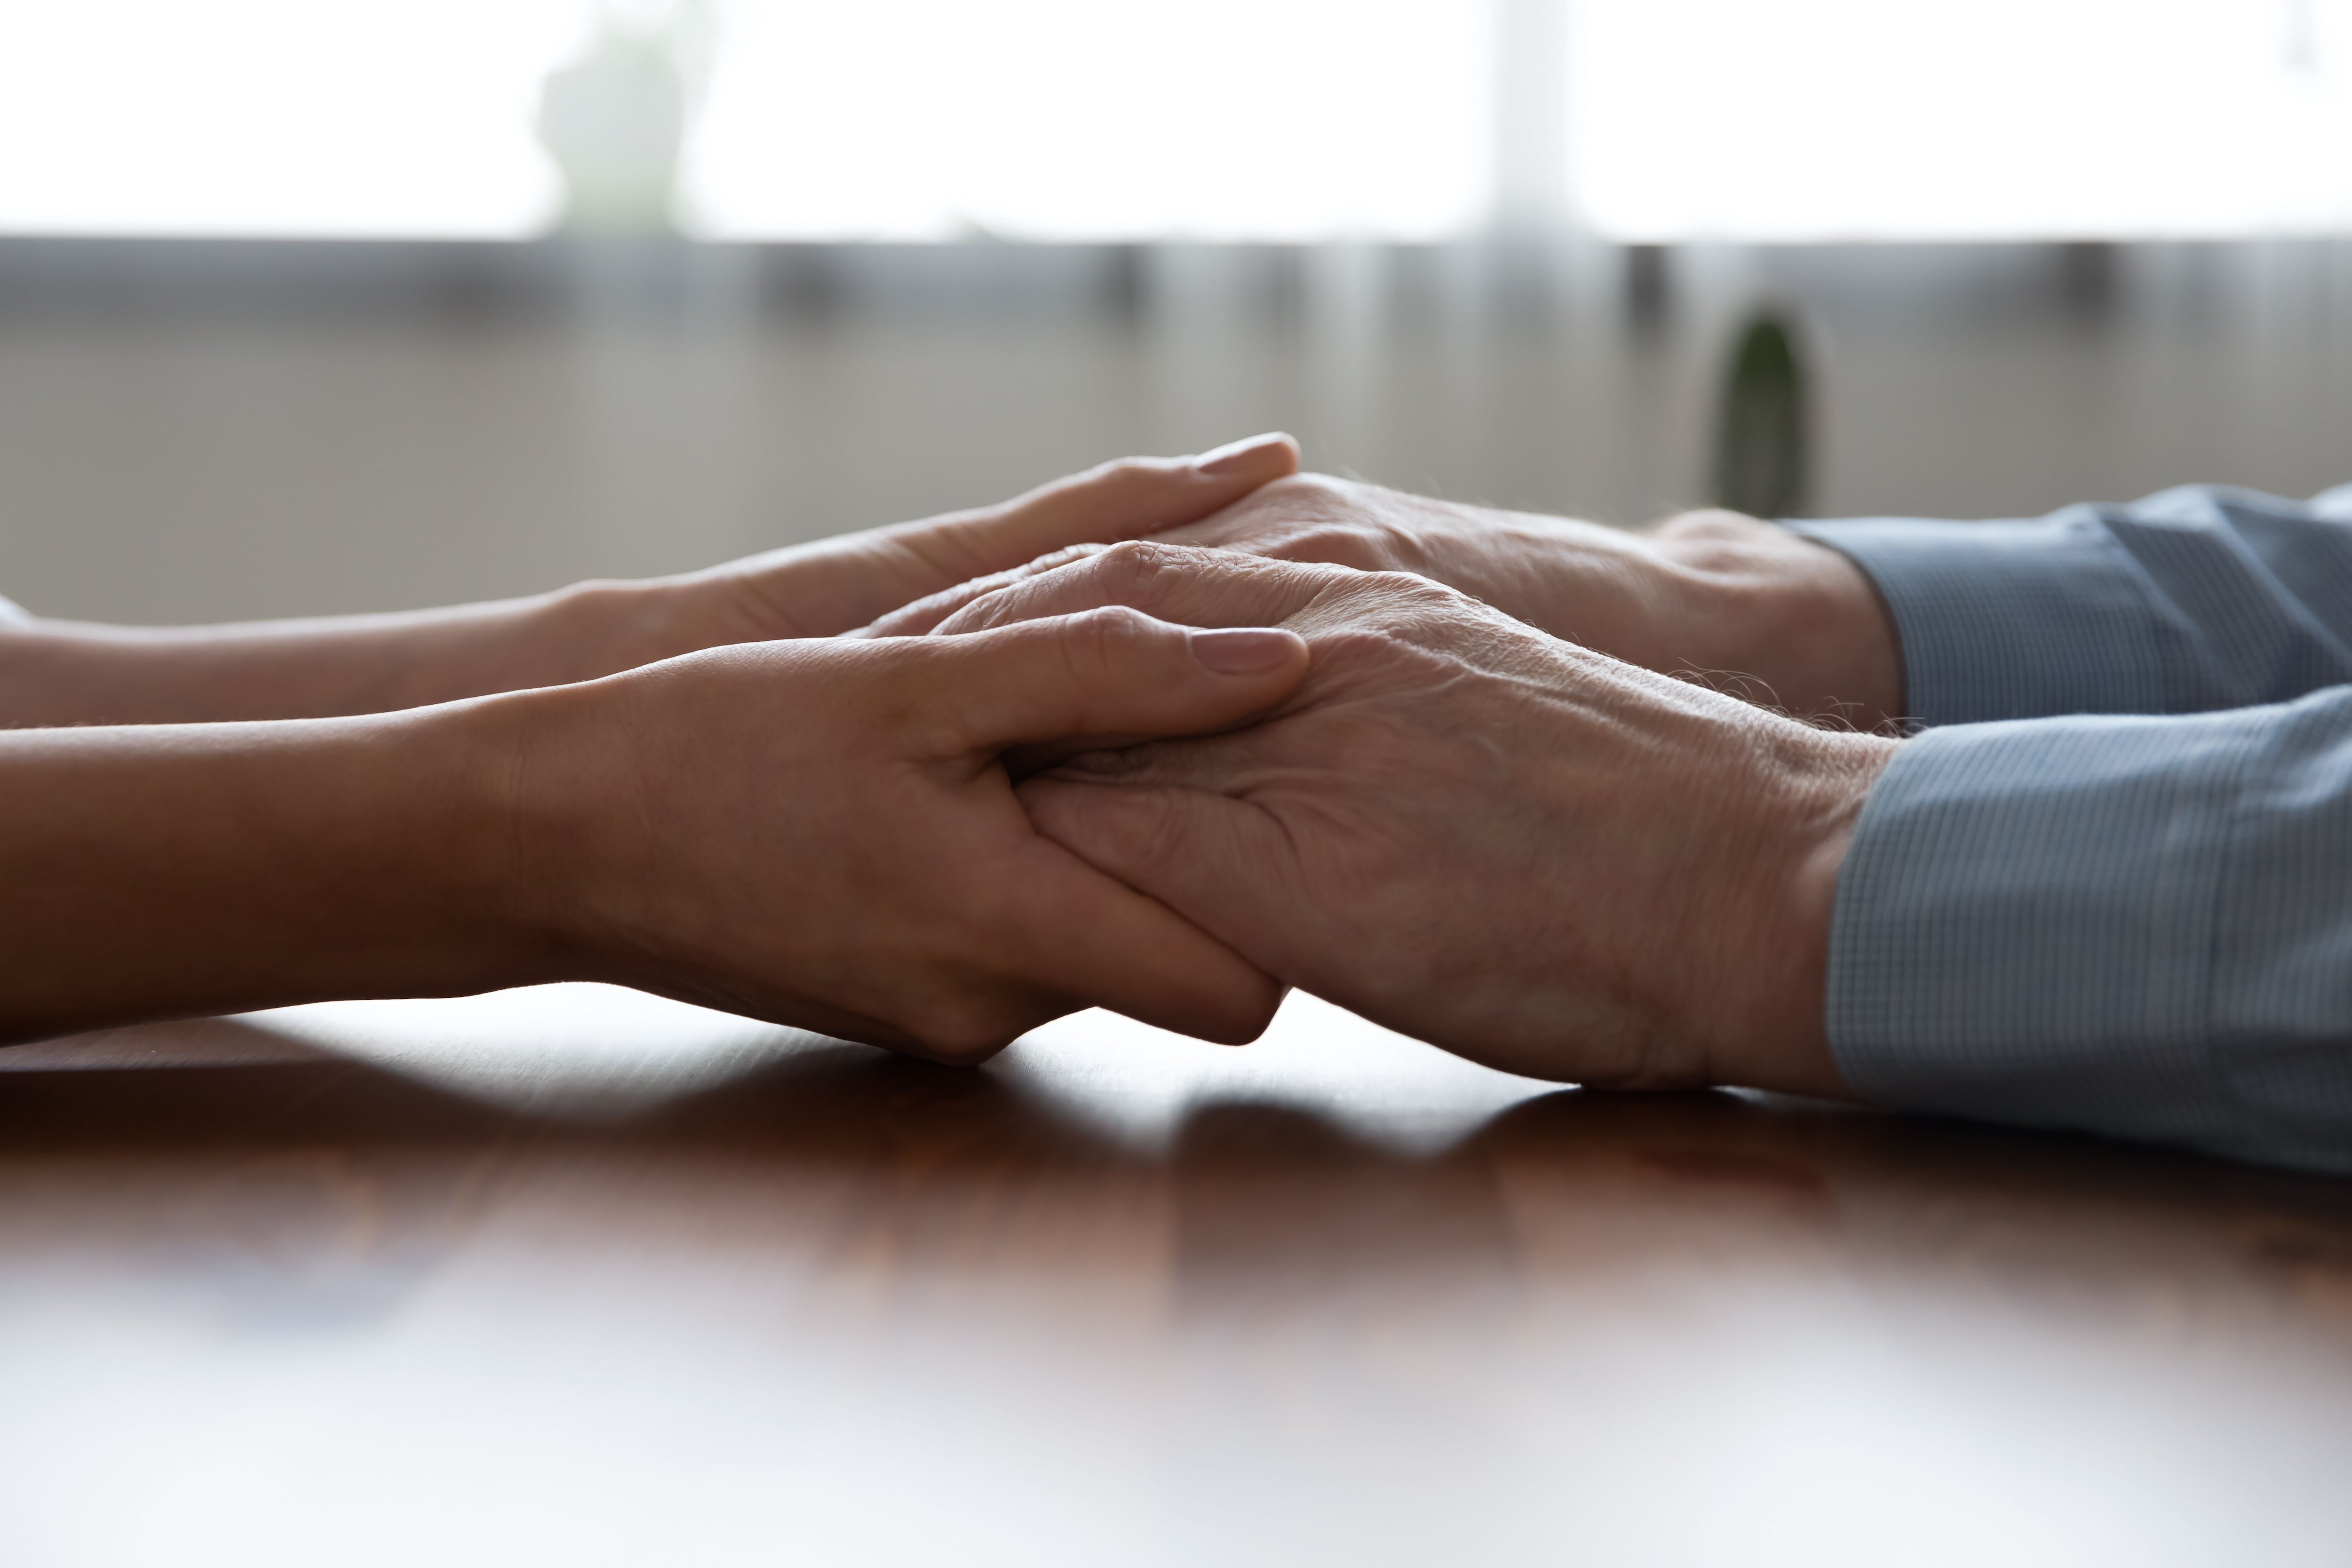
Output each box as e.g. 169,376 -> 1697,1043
1356,568 -> 1463,611
1061,603 -> 1160,677
1028,541 -> 1108,574
934,546 -> 1111,635
932,597 -> 1005,635
1091,537 -> 1185,602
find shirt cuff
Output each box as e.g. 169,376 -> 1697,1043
1790,514 -> 2167,727
1824,708 -> 2349,1171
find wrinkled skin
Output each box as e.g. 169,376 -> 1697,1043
872,471 -> 1903,732
934,543 -> 1897,1093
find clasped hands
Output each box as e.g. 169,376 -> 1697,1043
0,437 -> 1904,1101
535,454 -> 1906,1098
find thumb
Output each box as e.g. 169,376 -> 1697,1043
924,606 -> 1307,756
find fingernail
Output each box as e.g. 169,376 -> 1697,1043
1196,432 -> 1293,477
1191,627 -> 1299,674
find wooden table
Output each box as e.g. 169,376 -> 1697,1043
4,987 -> 2350,1567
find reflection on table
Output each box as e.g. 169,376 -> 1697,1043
3,988 -> 2350,1567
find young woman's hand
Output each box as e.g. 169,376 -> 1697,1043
0,604 -> 1309,1059
507,606 -> 1310,1058
649,434 -> 1300,646
0,435 -> 1299,727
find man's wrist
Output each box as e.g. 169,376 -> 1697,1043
1707,729 -> 1897,1098
1651,513 -> 1904,731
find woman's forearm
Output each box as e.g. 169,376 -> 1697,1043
0,698 -> 562,1041
0,438 -> 1307,729
0,608 -> 1308,1057
0,581 -> 701,727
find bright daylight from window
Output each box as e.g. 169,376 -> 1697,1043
0,0 -> 2345,242
1572,0 -> 2352,241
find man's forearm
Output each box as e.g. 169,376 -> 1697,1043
0,697 -> 562,1041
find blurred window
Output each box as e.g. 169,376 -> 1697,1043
0,0 -> 582,237
691,1 -> 1490,240
0,0 -> 2345,242
0,0 -> 1487,240
1573,0 -> 2352,241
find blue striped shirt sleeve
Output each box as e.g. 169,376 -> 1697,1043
1792,485 -> 2352,725
1788,486 -> 2352,1171
1828,697 -> 2352,1172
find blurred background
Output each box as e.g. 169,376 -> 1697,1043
0,0 -> 2347,624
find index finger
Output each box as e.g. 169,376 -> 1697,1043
929,541 -> 1346,637
888,433 -> 1299,592
859,542 -> 1112,638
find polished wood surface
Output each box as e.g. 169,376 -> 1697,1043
5,987 -> 2351,1567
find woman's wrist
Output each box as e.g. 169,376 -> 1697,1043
397,575 -> 730,703
514,579 -> 699,685
398,689 -> 594,985
461,670 -> 651,989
